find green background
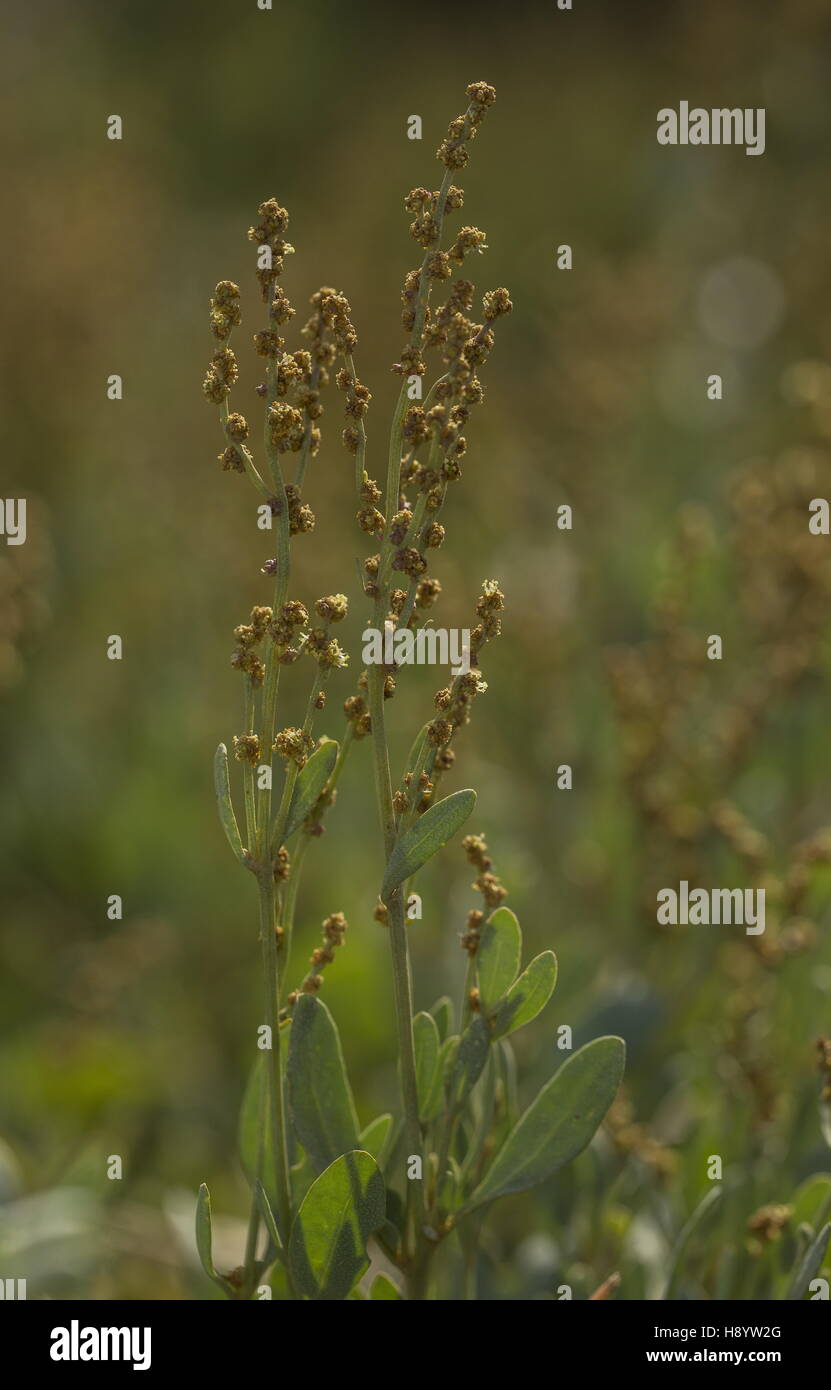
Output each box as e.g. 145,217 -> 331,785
2,0 -> 831,1298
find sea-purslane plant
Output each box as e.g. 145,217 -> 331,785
195,80 -> 625,1301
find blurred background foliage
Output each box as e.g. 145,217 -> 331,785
2,0 -> 831,1298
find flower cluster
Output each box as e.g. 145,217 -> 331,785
287,912 -> 348,1002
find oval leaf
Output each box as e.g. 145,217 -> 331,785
288,1150 -> 386,1301
288,995 -> 359,1174
214,743 -> 246,862
283,740 -> 339,840
490,951 -> 558,1040
465,1036 -> 625,1211
381,790 -> 476,902
477,907 -> 522,1013
413,1012 -> 442,1122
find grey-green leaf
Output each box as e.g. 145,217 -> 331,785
413,1011 -> 442,1122
430,995 -> 454,1042
288,995 -> 359,1174
464,1036 -> 625,1212
284,739 -> 339,839
663,1185 -> 722,1299
381,790 -> 476,902
359,1113 -> 393,1164
477,907 -> 522,1013
196,1183 -> 233,1295
787,1222 -> 831,1300
447,1016 -> 491,1113
490,951 -> 558,1039
238,1056 -> 279,1212
256,1180 -> 283,1252
288,1150 -> 386,1301
402,722 -> 430,783
214,743 -> 246,863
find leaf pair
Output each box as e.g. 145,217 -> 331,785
214,739 -> 339,864
475,906 -> 558,1040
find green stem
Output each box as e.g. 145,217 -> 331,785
367,653 -> 426,1251
269,663 -> 328,858
243,679 -> 258,851
294,362 -> 322,492
257,872 -> 292,1244
345,353 -> 368,499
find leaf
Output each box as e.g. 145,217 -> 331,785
413,1011 -> 442,1122
663,1185 -> 722,1299
288,995 -> 359,1174
256,1181 -> 282,1252
402,722 -> 430,783
791,1174 -> 831,1235
214,743 -> 246,863
238,1057 -> 278,1211
787,1222 -> 831,1300
430,995 -> 454,1042
358,1114 -> 393,1164
381,790 -> 476,902
369,1272 -> 401,1300
440,1034 -> 460,1085
446,1016 -> 491,1113
195,1183 -> 234,1295
477,907 -> 522,1013
283,740 -> 339,840
288,1150 -> 386,1301
490,952 -> 558,1040
464,1036 -> 625,1212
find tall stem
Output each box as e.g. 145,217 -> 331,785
367,653 -> 426,1249
258,871 -> 292,1243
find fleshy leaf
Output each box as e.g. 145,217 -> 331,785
402,722 -> 430,784
464,1036 -> 625,1211
238,1056 -> 279,1212
477,907 -> 522,1013
787,1222 -> 831,1300
430,995 -> 454,1042
283,740 -> 339,840
359,1114 -> 393,1164
663,1185 -> 722,1299
256,1180 -> 283,1252
446,1016 -> 491,1113
490,951 -> 558,1039
413,1011 -> 442,1122
288,995 -> 359,1174
288,1150 -> 386,1301
196,1183 -> 234,1295
381,790 -> 476,902
791,1174 -> 831,1235
214,743 -> 246,863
